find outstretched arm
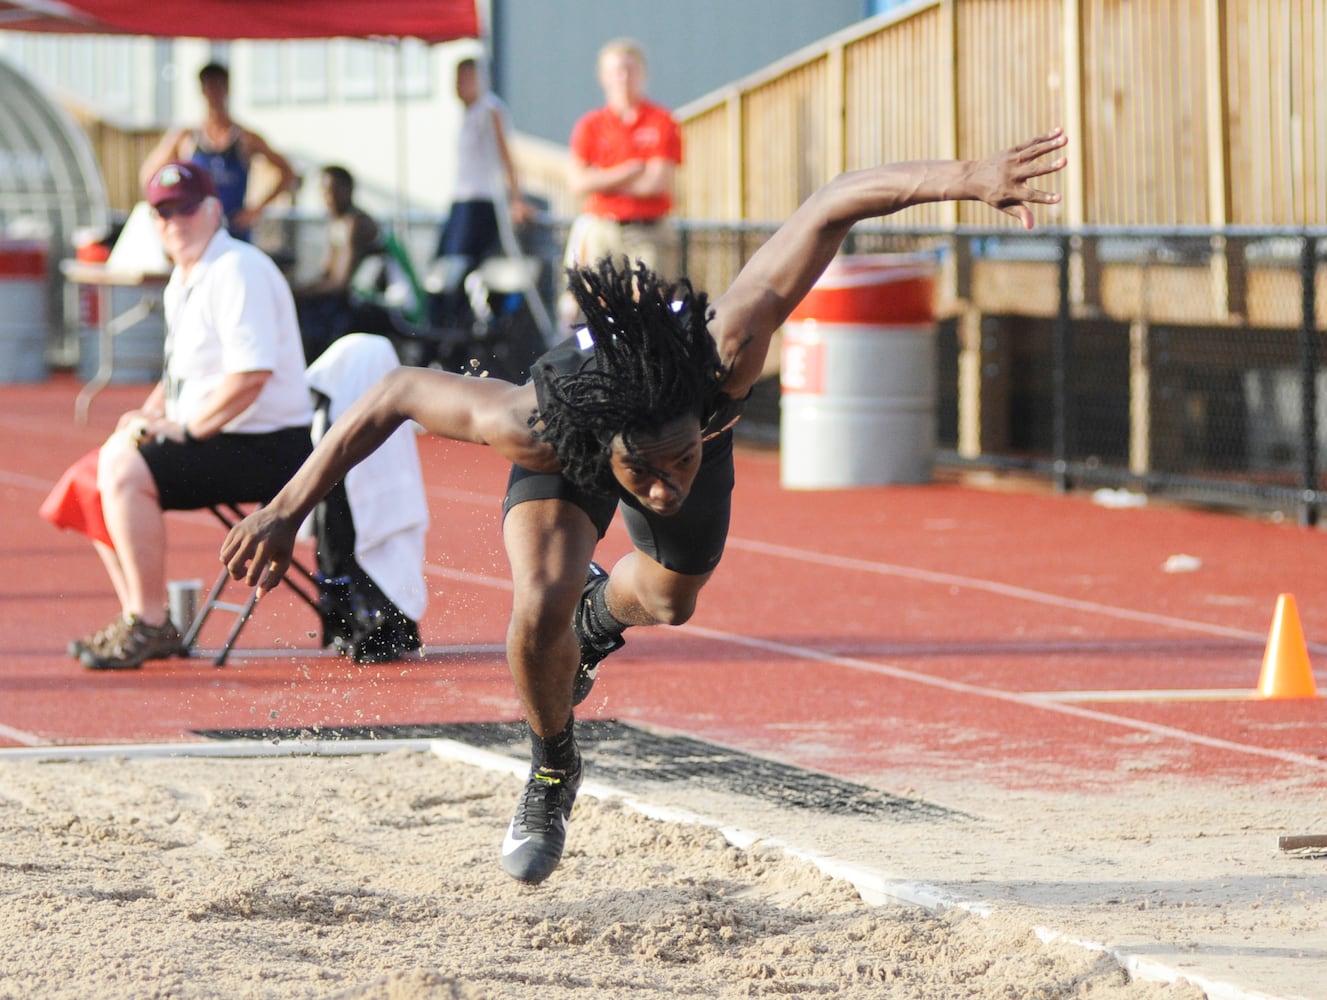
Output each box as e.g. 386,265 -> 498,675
139,128 -> 190,190
712,128 -> 1068,399
221,367 -> 547,594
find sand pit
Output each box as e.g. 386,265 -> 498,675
0,745 -> 1232,999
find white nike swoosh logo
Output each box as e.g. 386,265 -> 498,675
501,814 -> 568,857
501,820 -> 531,857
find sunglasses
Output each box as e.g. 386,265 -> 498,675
152,200 -> 203,221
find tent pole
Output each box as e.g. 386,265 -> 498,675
472,0 -> 554,343
391,37 -> 408,236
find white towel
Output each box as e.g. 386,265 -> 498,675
305,334 -> 429,622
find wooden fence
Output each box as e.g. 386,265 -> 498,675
672,0 -> 1326,229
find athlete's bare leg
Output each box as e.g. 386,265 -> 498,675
501,497 -> 599,737
601,549 -> 712,627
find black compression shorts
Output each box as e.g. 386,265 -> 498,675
139,426 -> 312,511
502,429 -> 735,576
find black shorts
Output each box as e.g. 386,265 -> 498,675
502,429 -> 735,576
139,426 -> 312,512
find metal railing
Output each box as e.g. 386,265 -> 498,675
246,213 -> 1327,526
666,220 -> 1326,527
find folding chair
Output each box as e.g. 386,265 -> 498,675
180,503 -> 322,666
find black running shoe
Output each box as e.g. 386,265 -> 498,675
499,758 -> 583,885
572,562 -> 624,706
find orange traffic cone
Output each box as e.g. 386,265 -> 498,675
1257,594 -> 1318,698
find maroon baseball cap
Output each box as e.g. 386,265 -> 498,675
145,161 -> 217,209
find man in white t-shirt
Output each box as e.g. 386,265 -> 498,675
71,160 -> 314,671
430,56 -> 531,328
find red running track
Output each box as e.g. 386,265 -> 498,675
1,376 -> 1325,796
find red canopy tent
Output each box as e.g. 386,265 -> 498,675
0,0 -> 478,42
0,0 -> 481,227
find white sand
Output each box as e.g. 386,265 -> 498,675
8,743 -> 1313,998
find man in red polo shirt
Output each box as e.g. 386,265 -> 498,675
560,38 -> 683,328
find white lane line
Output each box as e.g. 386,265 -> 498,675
414,545 -> 1316,767
0,413 -> 98,436
6,460 -> 1319,768
1027,688 -> 1260,702
679,623 -> 1327,772
0,721 -> 48,745
0,469 -> 53,491
0,738 -> 436,760
726,537 -> 1315,648
4,461 -> 1311,649
425,484 -> 502,504
198,643 -> 507,661
423,563 -> 512,589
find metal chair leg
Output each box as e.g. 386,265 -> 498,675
180,504 -> 321,666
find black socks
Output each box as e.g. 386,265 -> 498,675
531,714 -> 579,773
581,574 -> 627,651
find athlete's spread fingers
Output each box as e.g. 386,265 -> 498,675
1014,155 -> 1067,188
1014,128 -> 1068,164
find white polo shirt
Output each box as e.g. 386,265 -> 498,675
162,228 -> 313,433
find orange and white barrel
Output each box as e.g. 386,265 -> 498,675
779,253 -> 938,488
0,241 -> 49,383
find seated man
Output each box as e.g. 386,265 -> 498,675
69,160 -> 314,670
292,165 -> 383,363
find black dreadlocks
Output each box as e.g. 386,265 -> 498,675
532,256 -> 725,495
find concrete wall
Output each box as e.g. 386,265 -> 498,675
489,0 -> 866,146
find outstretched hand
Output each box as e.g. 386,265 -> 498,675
219,507 -> 298,599
968,127 -> 1068,229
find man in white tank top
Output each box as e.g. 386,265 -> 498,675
140,62 -> 299,243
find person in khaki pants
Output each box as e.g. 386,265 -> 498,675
559,38 -> 683,329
